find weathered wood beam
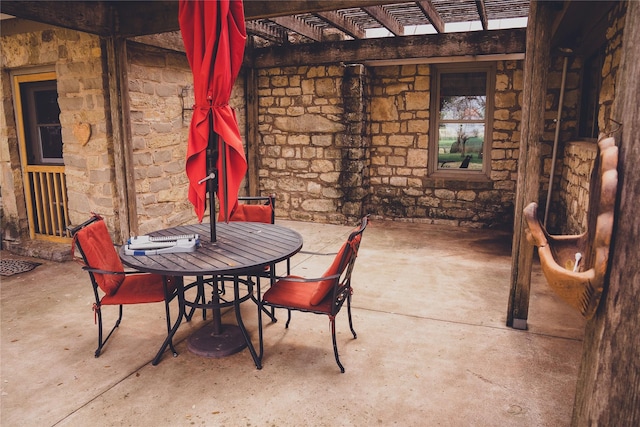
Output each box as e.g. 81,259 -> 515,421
245,43 -> 260,196
550,0 -> 615,55
316,10 -> 367,39
253,28 -> 525,68
362,5 -> 404,36
243,0 -> 401,20
1,1 -> 113,35
270,16 -> 323,42
130,32 -> 186,53
415,1 -> 445,33
246,21 -> 288,44
1,0 -> 406,37
103,36 -> 138,241
550,0 -> 572,40
475,0 -> 489,31
506,1 -> 555,329
113,1 -> 180,37
572,2 -> 640,424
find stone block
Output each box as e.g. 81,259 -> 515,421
301,198 -> 336,212
458,190 -> 477,201
311,135 -> 333,147
370,97 -> 398,121
495,92 -> 516,108
388,135 -> 413,147
315,78 -> 337,96
405,92 -> 429,110
274,115 -> 344,133
434,189 -> 455,200
389,176 -> 407,187
310,160 -> 334,173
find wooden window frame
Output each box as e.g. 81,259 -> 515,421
429,63 -> 495,180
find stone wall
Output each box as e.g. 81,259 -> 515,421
540,55 -> 582,231
0,63 -> 26,242
0,27 -> 119,235
127,42 -> 248,234
256,60 -> 527,228
128,41 -> 250,234
555,1 -> 626,236
558,141 -> 597,234
126,42 -> 195,234
1,13 -> 624,241
601,1 -> 626,133
257,64 -> 354,223
367,61 -> 523,228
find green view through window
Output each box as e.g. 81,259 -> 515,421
430,64 -> 494,176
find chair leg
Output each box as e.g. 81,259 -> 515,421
285,309 -> 292,328
329,315 -> 345,373
152,276 -> 185,366
252,275 -> 277,322
347,292 -> 357,339
95,304 -> 123,357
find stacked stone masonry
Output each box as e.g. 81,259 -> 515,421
559,142 -> 597,235
0,8 -> 626,247
256,61 -> 525,228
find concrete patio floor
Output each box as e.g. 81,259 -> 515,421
0,219 -> 585,426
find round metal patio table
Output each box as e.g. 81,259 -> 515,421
120,221 -> 303,368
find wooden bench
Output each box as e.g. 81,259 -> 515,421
523,136 -> 618,319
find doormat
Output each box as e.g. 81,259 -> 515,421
0,259 -> 42,276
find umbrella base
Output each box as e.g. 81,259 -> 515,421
186,323 -> 247,358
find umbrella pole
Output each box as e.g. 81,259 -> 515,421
207,113 -> 218,243
221,138 -> 229,222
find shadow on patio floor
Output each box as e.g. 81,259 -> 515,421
0,219 -> 584,426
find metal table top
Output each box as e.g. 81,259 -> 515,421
120,222 -> 303,276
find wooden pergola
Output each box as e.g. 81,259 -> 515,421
2,1 -> 638,423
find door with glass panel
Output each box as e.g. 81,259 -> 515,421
14,72 -> 70,242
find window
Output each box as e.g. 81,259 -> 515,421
429,64 -> 494,176
20,80 -> 63,165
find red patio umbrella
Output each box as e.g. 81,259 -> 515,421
179,0 -> 247,229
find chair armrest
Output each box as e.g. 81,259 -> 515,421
82,266 -> 145,276
277,273 -> 341,283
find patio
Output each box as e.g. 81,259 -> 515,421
0,219 -> 585,426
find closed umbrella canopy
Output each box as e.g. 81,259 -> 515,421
179,0 -> 247,222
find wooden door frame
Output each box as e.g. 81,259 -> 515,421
12,70 -> 70,242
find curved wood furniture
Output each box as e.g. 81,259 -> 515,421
524,136 -> 618,319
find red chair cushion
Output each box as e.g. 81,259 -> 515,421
224,204 -> 273,223
263,276 -> 332,313
101,274 -> 176,305
308,232 -> 362,306
76,219 -> 124,296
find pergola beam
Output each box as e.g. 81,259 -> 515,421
270,16 -> 323,42
416,1 -> 445,33
362,5 -> 404,36
0,0 -> 403,37
316,10 -> 367,39
244,0 -> 400,20
246,21 -> 288,44
475,0 -> 489,31
254,28 -> 525,68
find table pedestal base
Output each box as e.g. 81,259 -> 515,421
187,323 -> 247,358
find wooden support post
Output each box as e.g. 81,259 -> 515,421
572,2 -> 640,424
506,0 -> 553,329
245,40 -> 260,196
104,36 -> 137,242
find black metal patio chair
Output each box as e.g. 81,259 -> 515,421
262,215 -> 369,373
